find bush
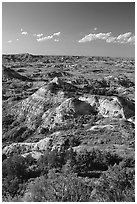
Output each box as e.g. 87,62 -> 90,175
74,149 -> 123,176
2,114 -> 14,130
2,154 -> 36,197
23,170 -> 93,202
91,165 -> 135,202
2,155 -> 27,179
2,193 -> 21,202
25,154 -> 37,166
2,177 -> 24,197
36,148 -> 66,174
75,149 -> 107,175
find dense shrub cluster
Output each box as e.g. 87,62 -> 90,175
2,148 -> 134,202
2,114 -> 15,129
35,147 -> 123,178
73,149 -> 123,176
2,155 -> 27,197
23,160 -> 135,202
23,170 -> 93,202
91,164 -> 135,202
2,154 -> 38,198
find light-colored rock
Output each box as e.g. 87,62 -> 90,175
79,94 -> 126,119
2,142 -> 34,155
41,98 -> 97,129
3,137 -> 53,158
88,124 -> 114,131
10,82 -> 67,130
22,151 -> 43,160
50,76 -> 63,86
127,116 -> 135,124
33,137 -> 53,151
79,95 -> 97,107
98,96 -> 125,118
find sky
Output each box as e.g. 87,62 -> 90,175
2,2 -> 135,57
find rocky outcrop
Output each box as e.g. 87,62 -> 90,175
2,137 -> 53,159
79,94 -> 134,119
10,81 -> 67,130
41,98 -> 97,130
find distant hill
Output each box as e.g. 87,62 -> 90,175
2,66 -> 33,82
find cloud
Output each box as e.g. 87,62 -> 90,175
20,28 -> 28,35
96,32 -> 111,40
33,33 -> 43,38
53,32 -> 61,36
37,33 -> 43,38
37,35 -> 53,42
54,39 -> 59,42
116,32 -> 132,44
7,40 -> 12,43
106,36 -> 117,43
78,32 -> 111,43
94,27 -> 97,31
79,31 -> 135,45
78,34 -> 95,43
21,31 -> 28,35
37,31 -> 61,42
127,36 -> 135,44
107,32 -> 135,45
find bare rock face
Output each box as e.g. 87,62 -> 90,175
41,98 -> 97,130
98,97 -> 125,118
50,76 -> 63,86
8,77 -> 98,133
2,137 -> 53,159
10,79 -> 67,130
2,142 -> 35,156
22,151 -> 43,160
79,94 -> 134,119
33,137 -> 53,151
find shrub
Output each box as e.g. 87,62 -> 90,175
2,114 -> 14,129
2,154 -> 34,197
91,165 -> 135,202
36,148 -> 66,174
2,193 -> 21,202
104,151 -> 123,166
75,149 -> 108,175
25,154 -> 37,166
2,155 -> 27,179
23,170 -> 93,202
64,147 -> 77,168
74,149 -> 123,176
119,157 -> 135,168
2,177 -> 24,197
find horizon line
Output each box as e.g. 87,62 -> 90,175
2,52 -> 135,59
